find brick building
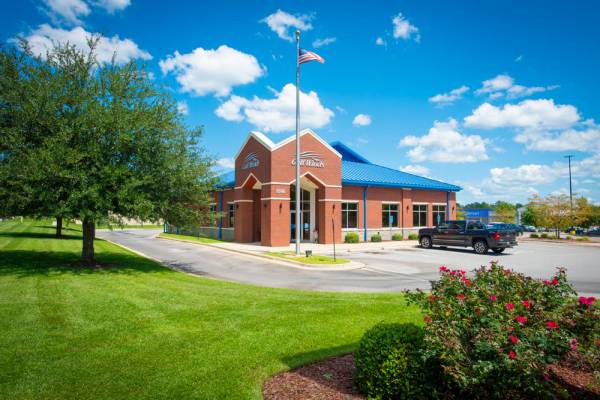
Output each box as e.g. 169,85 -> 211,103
204,129 -> 461,246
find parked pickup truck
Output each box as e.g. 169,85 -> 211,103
418,220 -> 518,254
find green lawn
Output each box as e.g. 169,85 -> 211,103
159,231 -> 225,244
0,220 -> 418,399
265,251 -> 350,265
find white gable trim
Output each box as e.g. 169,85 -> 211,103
234,131 -> 276,160
235,172 -> 262,189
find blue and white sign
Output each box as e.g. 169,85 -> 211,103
241,152 -> 259,170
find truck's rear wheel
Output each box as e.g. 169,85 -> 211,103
492,247 -> 505,254
420,236 -> 432,248
473,240 -> 488,254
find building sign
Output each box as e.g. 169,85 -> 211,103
291,151 -> 325,168
275,188 -> 286,194
241,152 -> 259,170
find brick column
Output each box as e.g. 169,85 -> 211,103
261,184 -> 290,247
234,187 -> 254,243
317,186 -> 341,244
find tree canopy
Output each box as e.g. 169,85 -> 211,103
0,38 -> 215,264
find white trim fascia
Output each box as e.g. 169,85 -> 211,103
341,199 -> 360,203
318,198 -> 342,202
260,197 -> 290,201
381,201 -> 400,204
234,131 -> 275,160
235,172 -> 262,189
287,171 -> 341,188
432,202 -> 448,206
412,202 -> 429,205
233,199 -> 253,203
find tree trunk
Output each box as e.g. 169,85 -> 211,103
82,217 -> 95,265
56,217 -> 63,238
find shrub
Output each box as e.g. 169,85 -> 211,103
566,236 -> 573,240
392,233 -> 404,241
576,237 -> 590,242
406,263 -> 599,399
408,233 -> 418,240
540,233 -> 549,238
371,233 -> 382,242
530,233 -> 539,238
355,323 -> 439,399
344,232 -> 359,243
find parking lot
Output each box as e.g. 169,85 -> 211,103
333,240 -> 600,295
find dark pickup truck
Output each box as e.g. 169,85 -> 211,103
418,220 -> 518,254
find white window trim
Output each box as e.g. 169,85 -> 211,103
381,201 -> 400,204
412,202 -> 429,205
341,199 -> 360,203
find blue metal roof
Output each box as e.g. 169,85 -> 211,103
329,141 -> 371,164
341,160 -> 461,191
217,170 -> 235,188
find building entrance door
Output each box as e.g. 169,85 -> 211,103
290,186 -> 311,242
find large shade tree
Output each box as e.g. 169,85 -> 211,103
0,38 -> 215,264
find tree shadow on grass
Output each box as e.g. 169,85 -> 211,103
0,231 -> 82,240
0,249 -> 169,278
34,225 -> 80,232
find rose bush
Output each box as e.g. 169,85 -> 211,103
405,262 -> 599,399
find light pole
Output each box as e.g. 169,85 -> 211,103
564,155 -> 574,226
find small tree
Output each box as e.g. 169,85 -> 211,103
494,201 -> 516,223
531,194 -> 571,239
0,39 -> 215,264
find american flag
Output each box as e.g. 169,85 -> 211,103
298,48 -> 325,64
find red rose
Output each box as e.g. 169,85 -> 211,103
552,278 -> 559,285
509,350 -> 517,359
489,295 -> 497,301
457,294 -> 465,300
546,321 -> 559,329
516,316 -> 527,324
509,335 -> 519,344
506,303 -> 515,310
596,339 -> 600,347
569,338 -> 577,350
543,374 -> 549,381
521,300 -> 531,308
424,315 -> 432,323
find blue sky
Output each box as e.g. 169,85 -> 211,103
2,0 -> 600,204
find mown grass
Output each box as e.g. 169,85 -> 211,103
0,219 -> 418,399
158,232 -> 224,243
265,251 -> 350,265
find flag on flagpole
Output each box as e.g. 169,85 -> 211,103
298,48 -> 325,64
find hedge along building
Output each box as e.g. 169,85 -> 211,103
208,129 -> 461,246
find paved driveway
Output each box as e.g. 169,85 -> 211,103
98,230 -> 600,295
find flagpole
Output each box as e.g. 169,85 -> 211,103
295,30 -> 301,255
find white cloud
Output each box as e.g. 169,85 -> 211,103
216,157 -> 235,170
514,125 -> 600,152
490,164 -> 559,186
375,37 -> 386,46
215,83 -> 334,133
261,9 -> 313,42
392,13 -> 420,42
94,0 -> 131,13
177,101 -> 189,116
335,105 -> 347,114
400,164 -> 430,176
159,45 -> 264,97
428,85 -> 469,106
357,137 -> 369,144
399,118 -> 489,163
475,74 -> 558,99
313,37 -> 336,48
19,24 -> 151,65
352,114 -> 371,127
42,0 -> 90,25
464,99 -> 580,130
515,54 -> 523,63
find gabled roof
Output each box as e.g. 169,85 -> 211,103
341,160 -> 461,191
329,141 -> 371,164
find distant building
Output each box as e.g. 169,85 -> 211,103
465,208 -> 495,224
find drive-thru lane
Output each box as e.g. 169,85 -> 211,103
97,229 -> 599,295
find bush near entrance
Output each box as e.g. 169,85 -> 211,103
371,233 -> 382,242
408,233 -> 418,240
392,233 -> 404,241
345,232 -> 359,243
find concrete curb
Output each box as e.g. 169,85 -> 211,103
155,235 -> 366,271
520,238 -> 600,247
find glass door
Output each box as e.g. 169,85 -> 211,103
290,187 -> 311,242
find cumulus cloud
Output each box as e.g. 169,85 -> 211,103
18,24 -> 151,65
400,164 -> 430,176
392,13 -> 420,42
177,101 -> 189,116
490,164 -> 559,186
399,118 -> 488,163
215,83 -> 334,133
514,125 -> 600,152
313,37 -> 336,48
216,157 -> 235,170
464,99 -> 580,130
352,114 -> 371,127
94,0 -> 131,13
159,45 -> 264,97
375,37 -> 386,46
42,0 -> 90,25
261,9 -> 313,42
428,85 -> 469,106
475,74 -> 558,99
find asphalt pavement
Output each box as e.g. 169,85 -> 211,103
97,229 -> 600,295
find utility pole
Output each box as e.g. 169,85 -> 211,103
564,155 -> 574,226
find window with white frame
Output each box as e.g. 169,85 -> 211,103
413,204 -> 428,227
432,204 -> 447,226
341,202 -> 358,229
228,203 -> 235,228
382,203 -> 399,227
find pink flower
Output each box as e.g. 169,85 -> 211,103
596,339 -> 600,347
461,277 -> 472,286
516,316 -> 528,324
428,295 -> 437,302
439,266 -> 449,273
569,338 -> 577,350
546,321 -> 559,329
489,295 -> 497,301
509,350 -> 517,359
509,335 -> 519,344
457,294 -> 465,300
578,296 -> 596,306
506,303 -> 515,310
522,300 -> 531,308
543,374 -> 550,381
424,315 -> 432,324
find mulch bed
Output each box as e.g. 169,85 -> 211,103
263,352 -> 600,400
